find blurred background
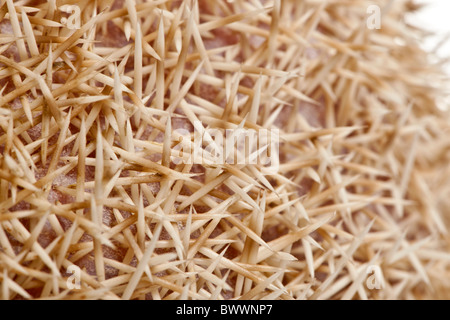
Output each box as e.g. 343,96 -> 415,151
408,0 -> 450,74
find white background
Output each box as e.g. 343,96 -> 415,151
408,0 -> 450,73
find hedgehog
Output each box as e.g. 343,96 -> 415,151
0,0 -> 449,300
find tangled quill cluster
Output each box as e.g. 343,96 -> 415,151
0,0 -> 449,300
